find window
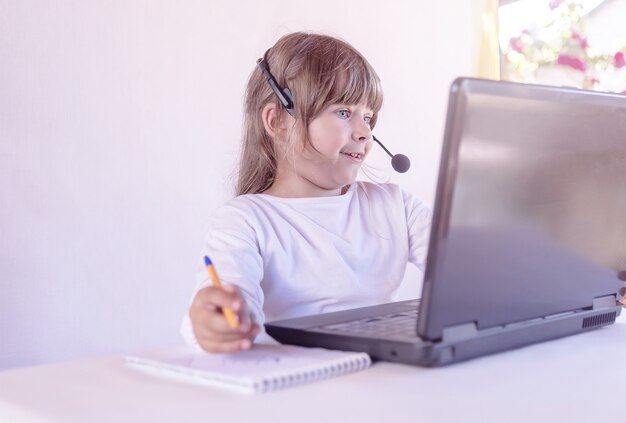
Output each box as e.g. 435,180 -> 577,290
498,0 -> 626,93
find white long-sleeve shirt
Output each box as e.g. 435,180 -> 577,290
181,181 -> 431,347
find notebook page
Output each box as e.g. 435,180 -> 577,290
126,344 -> 371,393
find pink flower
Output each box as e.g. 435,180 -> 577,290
615,51 -> 625,69
549,0 -> 565,10
509,37 -> 524,53
557,54 -> 587,72
571,32 -> 589,50
580,38 -> 589,50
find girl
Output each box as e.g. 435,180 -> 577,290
182,32 -> 432,353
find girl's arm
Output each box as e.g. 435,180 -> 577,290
182,202 -> 266,351
402,189 -> 433,271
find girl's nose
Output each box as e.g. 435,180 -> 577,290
352,120 -> 372,143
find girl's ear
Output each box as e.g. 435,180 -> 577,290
262,102 -> 279,138
262,102 -> 291,139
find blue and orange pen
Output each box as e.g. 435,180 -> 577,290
204,256 -> 239,329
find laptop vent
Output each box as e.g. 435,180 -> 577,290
582,312 -> 617,329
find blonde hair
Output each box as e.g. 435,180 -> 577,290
236,32 -> 384,195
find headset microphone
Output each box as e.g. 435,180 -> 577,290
373,136 -> 411,173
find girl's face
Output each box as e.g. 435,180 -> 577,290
269,103 -> 374,198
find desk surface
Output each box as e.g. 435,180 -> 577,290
1,318 -> 625,423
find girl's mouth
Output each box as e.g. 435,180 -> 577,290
340,151 -> 364,161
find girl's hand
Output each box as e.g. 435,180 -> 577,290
189,285 -> 260,353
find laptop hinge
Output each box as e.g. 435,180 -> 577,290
592,294 -> 617,309
442,322 -> 478,343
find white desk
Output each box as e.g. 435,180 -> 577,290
1,317 -> 625,423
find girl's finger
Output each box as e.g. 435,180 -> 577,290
193,306 -> 242,334
194,286 -> 243,312
194,309 -> 260,341
198,337 -> 253,354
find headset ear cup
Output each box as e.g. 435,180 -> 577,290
283,88 -> 293,103
283,88 -> 294,116
257,56 -> 295,117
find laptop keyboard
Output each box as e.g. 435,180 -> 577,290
318,303 -> 421,340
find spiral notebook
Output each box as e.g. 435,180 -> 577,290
126,344 -> 371,394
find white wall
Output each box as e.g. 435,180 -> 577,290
0,0 -> 476,370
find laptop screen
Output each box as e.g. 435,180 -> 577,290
419,79 -> 626,340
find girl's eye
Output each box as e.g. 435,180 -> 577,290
337,109 -> 350,119
364,115 -> 372,125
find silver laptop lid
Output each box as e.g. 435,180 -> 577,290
418,78 -> 626,340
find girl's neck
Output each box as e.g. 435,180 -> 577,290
262,179 -> 350,198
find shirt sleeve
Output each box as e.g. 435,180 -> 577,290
402,189 -> 432,272
180,202 -> 265,348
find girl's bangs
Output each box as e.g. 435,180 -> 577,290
326,60 -> 383,114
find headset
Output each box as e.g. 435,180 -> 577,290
256,52 -> 411,173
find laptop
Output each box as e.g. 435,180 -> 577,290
265,77 -> 626,366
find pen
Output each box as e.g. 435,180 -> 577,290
204,255 -> 239,329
